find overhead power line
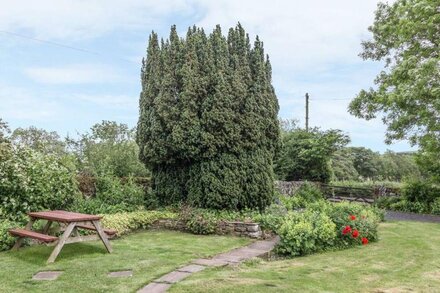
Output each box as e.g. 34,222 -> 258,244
0,30 -> 137,64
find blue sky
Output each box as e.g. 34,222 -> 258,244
0,0 -> 414,152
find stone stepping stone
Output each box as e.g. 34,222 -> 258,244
155,271 -> 192,284
247,238 -> 279,251
137,282 -> 171,293
215,247 -> 265,260
138,237 -> 280,292
192,258 -> 230,267
108,270 -> 133,277
177,264 -> 206,273
32,271 -> 63,281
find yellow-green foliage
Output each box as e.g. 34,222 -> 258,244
101,211 -> 177,236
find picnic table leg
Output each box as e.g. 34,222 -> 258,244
12,218 -> 35,250
92,220 -> 112,253
47,222 -> 76,264
42,220 -> 52,234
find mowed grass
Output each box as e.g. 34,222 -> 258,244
172,221 -> 440,293
0,230 -> 251,292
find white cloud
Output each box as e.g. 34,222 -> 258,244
0,0 -> 195,40
24,64 -> 123,84
194,0 -> 381,70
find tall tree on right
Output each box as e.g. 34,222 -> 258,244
349,0 -> 440,181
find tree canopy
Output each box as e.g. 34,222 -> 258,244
137,24 -> 280,210
275,127 -> 349,182
349,0 -> 440,180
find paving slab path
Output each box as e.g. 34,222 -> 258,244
137,236 -> 279,293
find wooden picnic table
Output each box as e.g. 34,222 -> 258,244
9,210 -> 115,263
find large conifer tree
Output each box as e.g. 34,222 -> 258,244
137,24 -> 280,210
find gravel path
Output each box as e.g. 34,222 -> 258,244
385,210 -> 440,223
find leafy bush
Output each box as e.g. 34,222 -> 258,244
277,211 -> 336,256
401,181 -> 440,206
281,182 -> 324,210
70,175 -> 146,214
95,176 -> 145,209
390,200 -> 429,214
375,181 -> 440,214
186,210 -> 218,235
0,220 -> 20,251
0,145 -> 80,221
431,198 -> 440,215
101,210 -> 177,236
276,201 -> 381,256
324,201 -> 381,246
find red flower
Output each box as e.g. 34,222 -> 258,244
362,237 -> 369,245
342,225 -> 352,235
352,229 -> 359,238
349,215 -> 356,220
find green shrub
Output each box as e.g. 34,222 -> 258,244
281,182 -> 324,210
70,175 -> 146,214
402,181 -> 440,205
324,202 -> 381,246
101,211 -> 177,236
70,197 -> 133,215
95,176 -> 145,209
0,145 -> 80,221
0,220 -> 20,251
186,211 -> 218,235
374,196 -> 401,210
431,198 -> 440,215
277,211 -> 336,256
389,200 -> 429,214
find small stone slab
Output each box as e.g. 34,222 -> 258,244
137,282 -> 171,293
155,271 -> 191,284
177,264 -> 206,273
192,258 -> 230,267
108,270 -> 133,277
32,271 -> 63,281
247,240 -> 278,251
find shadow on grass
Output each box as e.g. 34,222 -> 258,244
8,242 -> 108,265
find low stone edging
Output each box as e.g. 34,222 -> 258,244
151,219 -> 273,239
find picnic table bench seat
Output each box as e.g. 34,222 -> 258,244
9,229 -> 58,243
75,224 -> 117,236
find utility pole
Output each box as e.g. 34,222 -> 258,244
305,92 -> 309,132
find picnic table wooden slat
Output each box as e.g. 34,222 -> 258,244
28,210 -> 102,222
9,229 -> 58,243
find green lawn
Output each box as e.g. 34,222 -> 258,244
0,230 -> 251,292
172,221 -> 440,292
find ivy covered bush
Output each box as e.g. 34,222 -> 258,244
0,145 -> 80,222
137,24 -> 280,210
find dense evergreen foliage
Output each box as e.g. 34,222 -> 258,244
137,24 -> 280,210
